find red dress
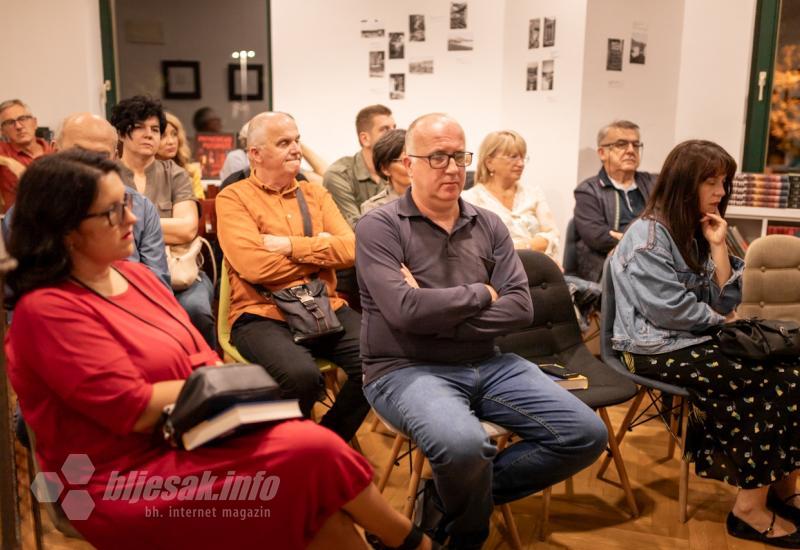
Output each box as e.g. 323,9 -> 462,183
7,261 -> 372,549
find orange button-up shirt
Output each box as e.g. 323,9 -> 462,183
0,138 -> 52,211
216,173 -> 355,326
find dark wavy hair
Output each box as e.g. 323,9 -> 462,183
640,140 -> 736,273
109,95 -> 167,139
7,150 -> 121,302
372,128 -> 406,180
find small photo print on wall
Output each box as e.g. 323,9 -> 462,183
361,19 -> 385,39
390,73 -> 405,100
389,32 -> 405,60
450,2 -> 467,29
630,32 -> 647,64
448,32 -> 473,51
409,58 -> 434,74
526,62 -> 538,91
369,51 -> 385,77
543,17 -> 556,47
410,14 -> 425,42
528,19 -> 540,49
541,59 -> 554,90
606,38 -> 624,71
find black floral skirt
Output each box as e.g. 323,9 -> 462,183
627,342 -> 800,489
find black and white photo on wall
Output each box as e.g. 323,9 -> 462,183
541,59 -> 554,90
450,2 -> 467,29
528,19 -> 540,49
409,58 -> 434,74
526,62 -> 538,91
410,14 -> 425,41
630,32 -> 647,64
389,32 -> 405,59
448,32 -> 473,51
389,73 -> 405,100
162,60 -> 201,100
543,17 -> 556,47
361,18 -> 385,38
369,51 -> 385,77
606,38 -> 624,71
227,63 -> 263,101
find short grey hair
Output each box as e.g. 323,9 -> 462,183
0,99 -> 27,114
246,111 -> 294,149
597,120 -> 640,147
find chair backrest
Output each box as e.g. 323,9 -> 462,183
495,250 -> 583,360
600,256 -> 689,396
739,234 -> 800,322
563,218 -> 579,275
217,261 -> 247,363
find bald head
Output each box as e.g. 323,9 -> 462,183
405,113 -> 464,154
246,111 -> 295,149
56,113 -> 119,159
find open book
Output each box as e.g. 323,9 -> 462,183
547,374 -> 589,391
183,400 -> 302,451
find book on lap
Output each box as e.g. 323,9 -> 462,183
182,400 -> 302,451
547,373 -> 589,391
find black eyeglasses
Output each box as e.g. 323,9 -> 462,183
82,194 -> 133,226
407,151 -> 473,169
600,140 -> 644,152
0,114 -> 34,130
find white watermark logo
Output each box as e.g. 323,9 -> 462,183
31,453 -> 279,521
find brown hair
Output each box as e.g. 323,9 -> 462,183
641,139 -> 736,273
355,104 -> 392,135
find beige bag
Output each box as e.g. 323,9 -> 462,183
166,237 -> 215,291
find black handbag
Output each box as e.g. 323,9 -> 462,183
250,186 -> 344,345
711,318 -> 800,361
162,363 -> 281,448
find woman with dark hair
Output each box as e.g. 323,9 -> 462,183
610,140 -> 800,547
7,149 -> 436,550
360,128 -> 409,215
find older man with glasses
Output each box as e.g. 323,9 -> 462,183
356,113 -> 607,549
0,99 -> 52,212
572,119 -> 657,283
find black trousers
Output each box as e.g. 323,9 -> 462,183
231,307 -> 369,442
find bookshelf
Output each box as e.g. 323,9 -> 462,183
726,205 -> 800,242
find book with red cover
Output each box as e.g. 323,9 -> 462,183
194,133 -> 236,179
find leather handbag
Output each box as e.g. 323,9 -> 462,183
166,236 -> 216,291
712,318 -> 800,361
162,363 -> 280,448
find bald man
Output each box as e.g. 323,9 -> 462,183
216,112 -> 369,443
355,114 -> 607,549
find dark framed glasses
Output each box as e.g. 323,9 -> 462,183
82,194 -> 133,226
407,151 -> 473,169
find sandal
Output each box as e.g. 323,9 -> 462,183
727,511 -> 800,548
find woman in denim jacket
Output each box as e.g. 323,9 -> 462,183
611,140 -> 800,547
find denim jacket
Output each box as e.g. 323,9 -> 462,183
610,218 -> 744,355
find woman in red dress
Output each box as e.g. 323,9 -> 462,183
7,149 -> 434,550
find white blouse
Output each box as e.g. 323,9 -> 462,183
461,181 -> 560,259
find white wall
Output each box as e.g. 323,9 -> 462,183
271,0 -> 507,161
501,0 -> 589,250
0,0 -> 106,130
673,0 -> 757,164
114,0 -> 269,134
577,0 -> 685,181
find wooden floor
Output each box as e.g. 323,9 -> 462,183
19,398 -> 777,549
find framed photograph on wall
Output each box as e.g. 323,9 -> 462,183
228,63 -> 264,101
162,60 -> 201,100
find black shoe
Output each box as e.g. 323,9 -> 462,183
769,489 -> 800,527
365,525 -> 443,549
414,479 -> 447,540
727,511 -> 800,548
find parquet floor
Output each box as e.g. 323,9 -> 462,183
17,398 -> 776,549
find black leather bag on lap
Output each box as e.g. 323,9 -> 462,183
711,318 -> 800,361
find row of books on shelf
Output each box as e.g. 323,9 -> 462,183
766,225 -> 800,237
730,173 -> 800,208
726,226 -> 749,258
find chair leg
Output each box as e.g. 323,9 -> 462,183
539,486 -> 552,541
499,503 -> 523,550
403,447 -> 425,519
678,398 -> 690,523
598,388 -> 646,478
667,396 -> 680,460
369,414 -> 381,432
378,435 -> 405,493
598,407 -> 639,517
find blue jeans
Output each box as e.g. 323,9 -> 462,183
364,353 -> 607,545
175,271 -> 216,349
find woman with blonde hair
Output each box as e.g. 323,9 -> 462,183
157,111 -> 205,199
462,130 -> 559,259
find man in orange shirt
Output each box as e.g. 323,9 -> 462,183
216,112 -> 369,442
0,99 -> 52,211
